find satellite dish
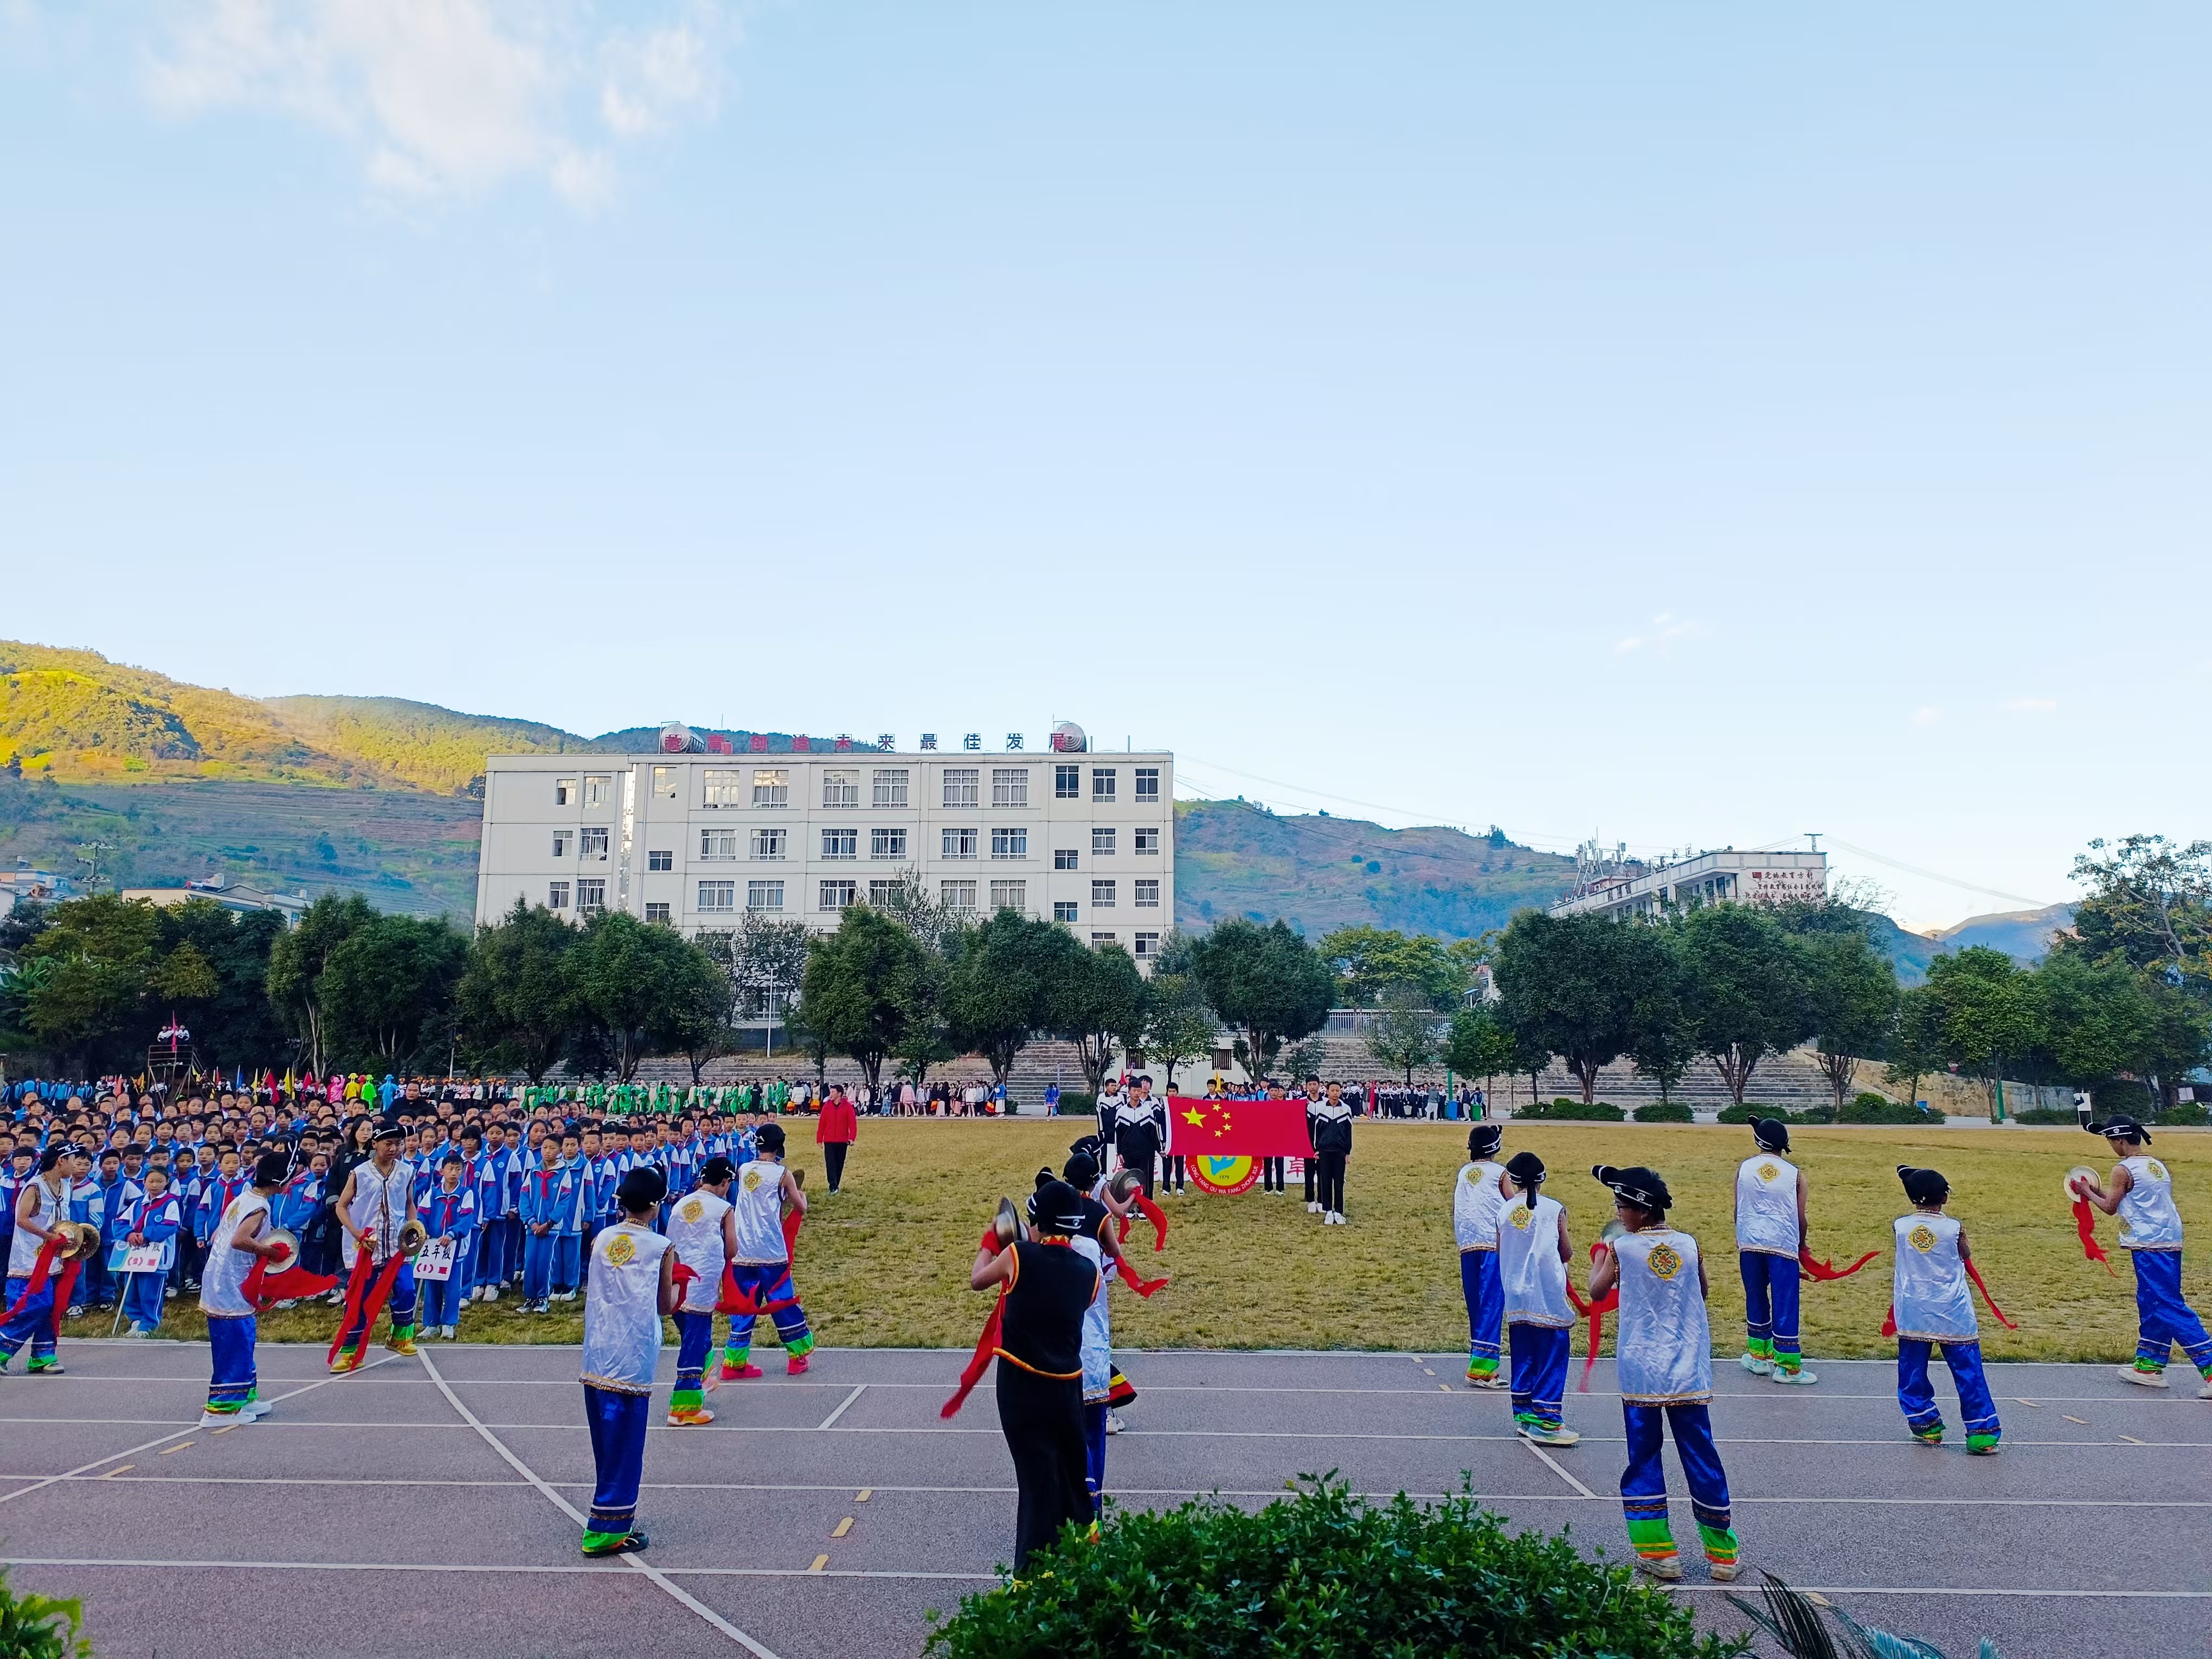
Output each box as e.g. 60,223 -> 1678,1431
1050,721 -> 1088,753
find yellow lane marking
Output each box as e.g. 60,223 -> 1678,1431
158,1443 -> 194,1456
2062,1416 -> 2089,1425
831,1517 -> 853,1539
854,1489 -> 872,1503
807,1554 -> 829,1573
100,1465 -> 133,1478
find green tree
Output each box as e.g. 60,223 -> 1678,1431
1187,918 -> 1335,1077
568,910 -> 718,1082
154,901 -> 287,1071
1493,910 -> 1653,1104
1883,982 -> 1943,1107
1921,946 -> 2042,1111
1626,930 -> 1696,1105
458,899 -> 580,1083
1443,1003 -> 1518,1102
1317,926 -> 1470,1007
266,893 -> 377,1077
322,914 -> 468,1070
945,909 -> 1076,1086
2067,834 -> 2212,985
16,893 -> 165,1071
1363,982 -> 1446,1084
801,906 -> 935,1095
1791,918 -> 1902,1109
1054,937 -> 1148,1095
1675,904 -> 1815,1105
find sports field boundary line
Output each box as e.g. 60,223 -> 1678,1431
416,1347 -> 780,1659
816,1384 -> 866,1429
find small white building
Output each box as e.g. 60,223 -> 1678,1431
1548,848 -> 1827,921
473,725 -> 1176,966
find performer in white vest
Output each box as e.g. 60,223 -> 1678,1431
579,1166 -> 676,1556
666,1156 -> 738,1425
2070,1115 -> 2211,1396
1454,1124 -> 1511,1388
1892,1166 -> 2001,1454
1735,1117 -> 1815,1384
1588,1165 -> 1739,1583
198,1150 -> 292,1426
1494,1151 -> 1577,1446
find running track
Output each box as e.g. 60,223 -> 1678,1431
2,1345 -> 2205,1658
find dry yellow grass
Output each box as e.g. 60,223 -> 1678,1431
74,1120 -> 2206,1363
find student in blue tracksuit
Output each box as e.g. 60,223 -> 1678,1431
470,1129 -> 507,1301
552,1133 -> 587,1301
519,1152 -> 565,1313
113,1167 -> 183,1336
506,1123 -> 537,1284
417,1153 -> 479,1338
0,1145 -> 28,1273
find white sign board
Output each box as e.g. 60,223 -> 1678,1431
115,1243 -> 168,1275
1743,867 -> 1826,907
415,1237 -> 457,1282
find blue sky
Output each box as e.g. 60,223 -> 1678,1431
4,3 -> 2205,930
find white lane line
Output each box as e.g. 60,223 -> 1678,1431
0,1555 -> 998,1581
1519,1440 -> 1598,1500
816,1385 -> 866,1431
416,1348 -> 779,1659
0,1355 -> 400,1508
1667,1585 -> 2212,1600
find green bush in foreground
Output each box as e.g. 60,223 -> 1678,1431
1520,1098 -> 1628,1121
924,1478 -> 1750,1659
0,1562 -> 91,1659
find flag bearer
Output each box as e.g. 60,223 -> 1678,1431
1455,1123 -> 1511,1388
1735,1117 -> 1816,1385
1588,1165 -> 1740,1584
2070,1116 -> 2212,1396
666,1156 -> 738,1425
1892,1166 -> 2001,1454
1495,1150 -> 1578,1446
720,1123 -> 814,1379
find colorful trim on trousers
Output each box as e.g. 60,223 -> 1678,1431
1896,1338 -> 2001,1448
583,1382 -> 650,1548
2129,1249 -> 2212,1377
206,1313 -> 258,1413
722,1262 -> 814,1366
1461,1249 -> 1502,1378
1508,1321 -> 1570,1429
1740,1251 -> 1802,1372
1621,1401 -> 1736,1563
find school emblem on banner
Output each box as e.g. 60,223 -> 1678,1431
1188,1154 -> 1258,1195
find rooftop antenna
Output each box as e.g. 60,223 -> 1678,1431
1805,832 -> 1822,853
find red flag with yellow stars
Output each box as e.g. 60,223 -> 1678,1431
1166,1094 -> 1311,1157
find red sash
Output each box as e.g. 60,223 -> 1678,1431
941,1227 -> 1007,1419
1798,1245 -> 1878,1281
1880,1264 -> 2016,1339
713,1199 -> 806,1315
2072,1199 -> 2117,1275
326,1248 -> 407,1369
1114,1193 -> 1168,1253
1,1235 -> 66,1322
1565,1240 -> 1619,1391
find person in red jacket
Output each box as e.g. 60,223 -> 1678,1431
815,1086 -> 858,1194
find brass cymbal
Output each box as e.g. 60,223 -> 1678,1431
396,1218 -> 429,1259
991,1197 -> 1021,1247
2062,1165 -> 2100,1204
262,1227 -> 301,1267
1107,1169 -> 1143,1205
53,1220 -> 100,1261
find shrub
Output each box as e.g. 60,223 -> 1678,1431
1714,1103 -> 1832,1125
1837,1096 -> 1946,1126
1851,1091 -> 1892,1111
2153,1101 -> 2209,1127
1518,1098 -> 1626,1121
924,1477 -> 1749,1659
0,1563 -> 90,1659
2092,1080 -> 2155,1113
1052,1091 -> 1096,1117
2011,1107 -> 2078,1125
1632,1101 -> 1694,1123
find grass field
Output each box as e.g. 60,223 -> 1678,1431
69,1120 -> 2207,1364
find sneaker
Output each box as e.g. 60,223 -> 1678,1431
581,1530 -> 650,1558
443,1325 -> 460,1340
2198,1378 -> 2212,1400
121,1327 -> 147,1340
666,1407 -> 715,1426
786,1354 -> 810,1376
1516,1422 -> 1579,1448
1103,1411 -> 1126,1435
1707,1559 -> 1742,1583
243,1399 -> 273,1420
1967,1439 -> 2001,1456
1307,1201 -> 1321,1214
1770,1367 -> 1817,1386
722,1361 -> 763,1381
1637,1555 -> 1683,1582
386,1335 -> 419,1357
1911,1429 -> 1944,1446
1738,1352 -> 1772,1377
1468,1373 -> 1508,1391
197,1410 -> 246,1428
27,1358 -> 63,1375
483,1286 -> 499,1303
2120,1365 -> 2169,1390
274,1298 -> 298,1311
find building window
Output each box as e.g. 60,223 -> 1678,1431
751,828 -> 787,860
1053,901 -> 1078,923
820,880 -> 857,911
872,769 -> 909,808
822,828 -> 858,860
1135,767 -> 1160,802
577,878 -> 607,914
645,902 -> 672,924
1092,880 -> 1116,908
1054,847 -> 1079,870
551,833 -> 570,859
1092,827 -> 1115,857
700,829 -> 737,860
868,878 -> 905,907
548,882 -> 570,910
1091,931 -> 1117,947
871,827 -> 908,859
1134,931 -> 1159,960
647,848 -> 673,872
941,880 -> 978,915
1054,764 -> 1081,799
581,827 -> 610,860
1091,768 -> 1115,801
991,768 -> 1029,807
991,826 -> 1028,859
584,775 -> 612,808
1134,879 -> 1160,908
990,879 -> 1027,911
698,880 -> 736,913
703,768 -> 744,806
1134,826 -> 1160,856
822,770 -> 859,808
652,766 -> 678,801
942,827 -> 979,860
746,880 -> 784,912
555,778 -> 576,807
752,769 -> 789,807
942,768 -> 980,808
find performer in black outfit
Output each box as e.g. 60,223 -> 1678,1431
970,1179 -> 1101,1570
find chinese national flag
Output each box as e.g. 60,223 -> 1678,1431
1165,1095 -> 1311,1158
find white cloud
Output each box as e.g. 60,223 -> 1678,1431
2000,697 -> 2059,714
1910,706 -> 1941,727
1613,611 -> 1702,656
143,0 -> 738,208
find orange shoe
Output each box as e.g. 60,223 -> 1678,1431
666,1406 -> 716,1426
786,1354 -> 810,1376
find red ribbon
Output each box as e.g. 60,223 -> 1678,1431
942,1226 -> 1008,1419
1115,1193 -> 1169,1253
0,1236 -> 65,1324
2072,1199 -> 2117,1276
1116,1265 -> 1169,1298
1965,1259 -> 2017,1330
326,1249 -> 407,1370
1567,1241 -> 1619,1391
712,1200 -> 806,1316
1798,1246 -> 1878,1282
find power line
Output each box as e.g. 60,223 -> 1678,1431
1822,838 -> 2052,909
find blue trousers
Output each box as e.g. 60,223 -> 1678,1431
473,1221 -> 506,1287
504,1214 -> 526,1281
1084,1400 -> 1108,1516
725,1263 -> 813,1363
1740,1251 -> 1802,1368
584,1384 -> 651,1540
420,1256 -> 472,1329
1898,1339 -> 2000,1446
1621,1402 -> 1737,1565
672,1309 -> 715,1409
0,1275 -> 56,1363
121,1270 -> 166,1333
523,1232 -> 556,1302
207,1313 -> 257,1414
2129,1250 -> 2212,1375
554,1234 -> 581,1294
1508,1321 -> 1570,1430
1460,1250 -> 1503,1377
